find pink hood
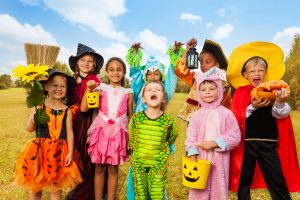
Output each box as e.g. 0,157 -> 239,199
194,68 -> 224,109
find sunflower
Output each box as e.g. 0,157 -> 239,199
12,64 -> 49,85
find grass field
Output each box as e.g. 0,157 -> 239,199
0,88 -> 299,199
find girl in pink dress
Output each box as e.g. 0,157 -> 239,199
185,70 -> 240,200
81,57 -> 133,200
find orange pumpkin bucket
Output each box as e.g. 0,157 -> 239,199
182,156 -> 211,189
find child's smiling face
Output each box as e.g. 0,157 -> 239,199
243,63 -> 267,87
45,75 -> 67,100
77,54 -> 96,74
106,60 -> 125,86
146,69 -> 162,82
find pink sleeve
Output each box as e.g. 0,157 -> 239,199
218,109 -> 241,151
185,112 -> 200,155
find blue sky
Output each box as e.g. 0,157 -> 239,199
0,0 -> 300,74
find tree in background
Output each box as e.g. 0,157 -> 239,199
14,79 -> 25,88
0,74 -> 13,89
283,34 -> 300,109
52,61 -> 72,76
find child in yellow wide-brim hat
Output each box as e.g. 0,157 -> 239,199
227,41 -> 300,199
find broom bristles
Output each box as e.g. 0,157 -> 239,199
24,43 -> 60,67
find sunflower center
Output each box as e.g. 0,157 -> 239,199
25,72 -> 38,76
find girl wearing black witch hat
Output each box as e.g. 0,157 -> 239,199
67,43 -> 104,200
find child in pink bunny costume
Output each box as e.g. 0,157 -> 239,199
185,69 -> 241,200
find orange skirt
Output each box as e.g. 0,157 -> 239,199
14,138 -> 82,193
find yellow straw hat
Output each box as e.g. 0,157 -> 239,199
227,41 -> 285,89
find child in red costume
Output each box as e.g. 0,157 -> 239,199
67,43 -> 104,200
227,41 -> 300,199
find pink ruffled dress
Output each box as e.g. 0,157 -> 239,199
87,83 -> 132,165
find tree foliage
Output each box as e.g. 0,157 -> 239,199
0,74 -> 13,89
283,34 -> 300,109
52,61 -> 72,76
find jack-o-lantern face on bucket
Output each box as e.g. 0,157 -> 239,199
183,163 -> 200,182
182,157 -> 211,189
86,92 -> 99,108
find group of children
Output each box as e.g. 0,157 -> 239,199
13,38 -> 300,200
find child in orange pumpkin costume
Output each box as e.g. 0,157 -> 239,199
14,69 -> 82,199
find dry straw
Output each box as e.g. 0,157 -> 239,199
24,43 -> 60,67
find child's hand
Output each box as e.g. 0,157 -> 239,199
196,141 -> 218,151
173,41 -> 184,53
275,88 -> 290,104
65,153 -> 73,166
189,155 -> 197,162
251,96 -> 272,109
86,80 -> 98,92
186,38 -> 197,50
131,42 -> 143,54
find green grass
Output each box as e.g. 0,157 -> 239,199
1,89 -> 300,199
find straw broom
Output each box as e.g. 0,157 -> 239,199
23,43 -> 60,124
24,43 -> 60,67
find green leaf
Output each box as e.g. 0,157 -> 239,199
26,82 -> 45,108
36,81 -> 44,90
34,108 -> 50,125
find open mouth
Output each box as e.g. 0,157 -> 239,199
253,78 -> 261,84
184,175 -> 200,182
150,94 -> 157,100
89,102 -> 96,105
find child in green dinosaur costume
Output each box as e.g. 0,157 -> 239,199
129,81 -> 177,200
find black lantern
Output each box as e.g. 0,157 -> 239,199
186,47 -> 199,69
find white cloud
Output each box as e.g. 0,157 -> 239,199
0,14 -> 58,74
218,8 -> 225,17
138,29 -> 168,55
180,13 -> 202,24
206,22 -> 213,29
99,43 -> 128,62
20,0 -> 41,6
36,0 -> 129,42
211,24 -> 234,39
272,27 -> 300,56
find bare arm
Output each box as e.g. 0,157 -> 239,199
26,107 -> 36,132
127,93 -> 133,119
65,109 -> 74,166
80,91 -> 90,112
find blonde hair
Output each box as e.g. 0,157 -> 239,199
142,81 -> 167,111
242,56 -> 267,74
74,53 -> 97,79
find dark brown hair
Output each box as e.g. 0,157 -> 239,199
105,57 -> 127,87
